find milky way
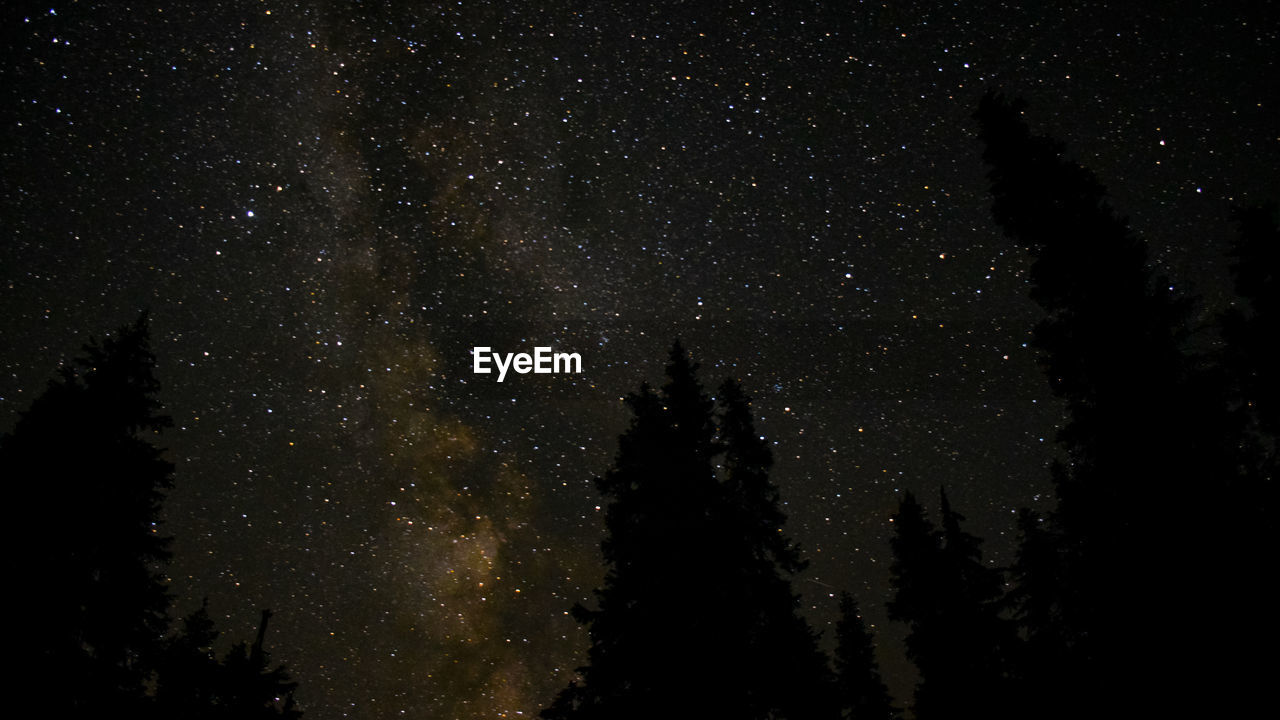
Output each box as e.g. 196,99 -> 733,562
3,2 -> 1276,717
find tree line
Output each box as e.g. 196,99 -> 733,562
4,92 -> 1272,716
541,94 -> 1276,719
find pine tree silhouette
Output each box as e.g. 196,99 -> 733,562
156,604 -> 302,719
3,313 -> 173,713
3,316 -> 303,716
977,91 -> 1180,716
833,592 -> 897,720
887,489 -> 1010,720
716,377 -> 836,720
1207,204 -> 1280,708
1002,507 -> 1068,709
975,92 -> 1272,717
220,610 -> 302,719
155,599 -> 224,716
543,341 -> 835,720
1220,205 -> 1280,481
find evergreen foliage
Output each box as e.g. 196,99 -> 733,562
4,313 -> 174,712
156,604 -> 302,719
887,489 -> 1010,720
833,592 -> 896,720
543,341 -> 835,720
1,315 -> 301,716
976,92 -> 1276,717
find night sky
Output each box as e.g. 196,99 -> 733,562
3,2 -> 1276,717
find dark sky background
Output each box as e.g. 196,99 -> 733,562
3,1 -> 1276,717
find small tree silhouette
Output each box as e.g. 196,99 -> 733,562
156,604 -> 301,719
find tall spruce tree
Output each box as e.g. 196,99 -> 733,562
543,341 -> 835,720
1003,507 -> 1068,709
932,489 -> 1012,717
1220,205 -> 1280,484
3,316 -> 304,716
833,593 -> 896,720
716,377 -> 835,720
887,489 -> 1010,720
975,92 -> 1266,716
1209,204 -> 1280,705
3,313 -> 174,713
977,91 -> 1173,715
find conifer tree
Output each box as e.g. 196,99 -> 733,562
1003,507 -> 1068,707
887,489 -> 1010,720
156,604 -> 301,719
716,377 -> 836,720
544,341 -> 835,720
1207,204 -> 1280,705
833,593 -> 896,720
3,313 -> 173,713
976,92 -> 1178,715
220,610 -> 303,719
3,316 -> 304,716
975,92 -> 1267,717
932,489 -> 1012,717
155,600 -> 224,716
1220,205 -> 1280,483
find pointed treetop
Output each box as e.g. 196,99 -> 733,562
663,338 -> 700,395
939,486 -> 965,540
659,339 -> 715,449
835,592 -> 898,720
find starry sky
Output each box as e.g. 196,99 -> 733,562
3,1 -> 1276,717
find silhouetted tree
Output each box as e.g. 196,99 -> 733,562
1002,507 -> 1069,707
887,489 -> 1010,720
220,610 -> 302,719
1207,204 -> 1280,704
155,599 -> 224,716
155,604 -> 300,719
3,316 -> 303,716
933,489 -> 1013,716
976,92 -> 1271,717
3,313 -> 173,713
716,377 -> 837,720
833,592 -> 896,720
1220,205 -> 1280,483
977,91 -> 1182,716
543,341 -> 835,720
